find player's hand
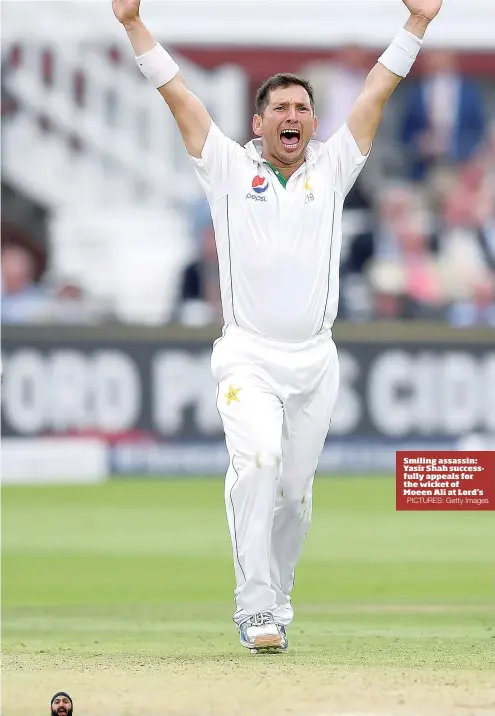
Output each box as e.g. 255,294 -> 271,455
402,0 -> 442,21
112,0 -> 141,25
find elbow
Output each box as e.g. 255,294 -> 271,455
363,67 -> 399,108
363,83 -> 392,111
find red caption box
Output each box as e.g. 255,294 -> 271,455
396,451 -> 495,511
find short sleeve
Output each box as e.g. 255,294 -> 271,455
324,123 -> 370,198
188,121 -> 245,203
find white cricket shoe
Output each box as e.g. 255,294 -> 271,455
238,612 -> 288,653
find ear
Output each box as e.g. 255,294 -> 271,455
252,114 -> 263,137
313,115 -> 318,137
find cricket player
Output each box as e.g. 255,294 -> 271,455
113,0 -> 443,653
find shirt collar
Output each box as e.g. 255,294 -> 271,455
244,137 -> 326,168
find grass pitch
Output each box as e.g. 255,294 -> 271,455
2,477 -> 495,715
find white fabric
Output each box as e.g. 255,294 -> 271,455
211,325 -> 340,625
378,28 -> 423,78
135,43 -> 179,89
319,66 -> 368,139
190,121 -> 369,341
427,73 -> 460,153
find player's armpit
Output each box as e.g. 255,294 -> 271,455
159,74 -> 212,158
347,62 -> 402,155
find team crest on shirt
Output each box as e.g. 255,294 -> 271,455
251,175 -> 269,194
304,175 -> 315,204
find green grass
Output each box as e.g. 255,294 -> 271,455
3,477 -> 495,715
2,476 -> 494,672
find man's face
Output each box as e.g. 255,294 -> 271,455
1,245 -> 34,294
253,85 -> 317,167
51,696 -> 72,716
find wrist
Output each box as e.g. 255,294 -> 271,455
378,27 -> 423,78
135,43 -> 180,88
405,14 -> 431,39
123,16 -> 142,33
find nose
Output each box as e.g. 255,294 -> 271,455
286,105 -> 298,121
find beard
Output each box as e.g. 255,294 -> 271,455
51,708 -> 72,716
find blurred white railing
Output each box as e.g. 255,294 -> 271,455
2,41 -> 247,209
1,40 -> 247,323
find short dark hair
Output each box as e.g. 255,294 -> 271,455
255,73 -> 315,115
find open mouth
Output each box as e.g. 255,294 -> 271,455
280,128 -> 301,150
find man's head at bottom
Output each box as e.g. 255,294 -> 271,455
51,692 -> 73,716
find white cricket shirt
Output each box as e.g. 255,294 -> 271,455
190,122 -> 369,341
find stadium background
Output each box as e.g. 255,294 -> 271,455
2,1 -> 495,714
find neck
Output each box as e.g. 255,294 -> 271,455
261,155 -> 305,180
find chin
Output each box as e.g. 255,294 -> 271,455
277,145 -> 305,165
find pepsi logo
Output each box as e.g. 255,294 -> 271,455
252,175 -> 269,194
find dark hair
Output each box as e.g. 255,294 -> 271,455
51,692 -> 73,715
255,73 -> 315,115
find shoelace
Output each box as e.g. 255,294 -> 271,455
249,611 -> 274,627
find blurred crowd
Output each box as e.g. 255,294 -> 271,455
1,229 -> 110,325
336,48 -> 495,327
3,48 -> 495,327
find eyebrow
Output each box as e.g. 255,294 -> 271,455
272,101 -> 310,108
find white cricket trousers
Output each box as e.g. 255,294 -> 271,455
211,324 -> 339,626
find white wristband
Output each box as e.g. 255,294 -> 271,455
378,28 -> 423,78
136,43 -> 179,89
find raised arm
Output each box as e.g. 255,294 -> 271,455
113,0 -> 211,158
347,0 -> 443,155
